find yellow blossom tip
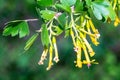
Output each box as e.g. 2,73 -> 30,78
46,62 -> 54,70
94,42 -> 99,46
76,61 -> 82,68
52,36 -> 56,44
114,22 -> 119,27
114,16 -> 120,27
89,51 -> 95,57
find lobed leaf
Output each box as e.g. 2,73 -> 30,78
11,26 -> 19,37
3,21 -> 30,38
18,21 -> 30,38
91,0 -> 116,21
3,26 -> 12,36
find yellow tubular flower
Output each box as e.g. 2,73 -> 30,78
74,39 -> 82,68
90,37 -> 100,46
88,19 -> 99,34
82,43 -> 91,68
52,37 -> 59,63
46,46 -> 53,70
80,33 -> 95,57
86,20 -> 91,32
76,51 -> 82,68
80,29 -> 99,38
87,20 -> 100,46
38,49 -> 48,65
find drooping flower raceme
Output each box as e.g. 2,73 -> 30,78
2,0 -> 120,70
36,0 -> 119,70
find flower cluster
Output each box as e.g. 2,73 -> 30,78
38,36 -> 59,70
38,13 -> 62,70
37,5 -> 101,70
36,0 -> 119,70
70,14 -> 99,68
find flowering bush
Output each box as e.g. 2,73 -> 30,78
2,0 -> 120,70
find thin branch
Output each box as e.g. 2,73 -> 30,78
25,18 -> 38,22
4,18 -> 39,25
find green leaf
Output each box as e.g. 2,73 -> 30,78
55,4 -> 71,13
3,20 -> 30,38
57,13 -> 66,30
18,21 -> 30,38
92,6 -> 102,20
85,0 -> 92,6
24,33 -> 39,51
75,0 -> 84,12
60,0 -> 76,6
40,10 -> 56,20
41,24 -> 50,48
3,20 -> 22,36
11,26 -> 19,37
93,0 -> 110,7
37,0 -> 53,7
91,1 -> 116,21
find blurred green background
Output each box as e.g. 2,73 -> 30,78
0,0 -> 120,80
